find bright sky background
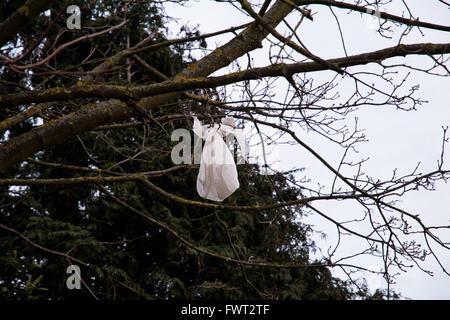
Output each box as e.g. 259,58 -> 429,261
163,0 -> 450,299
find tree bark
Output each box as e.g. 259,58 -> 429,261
0,0 -> 298,172
0,0 -> 57,47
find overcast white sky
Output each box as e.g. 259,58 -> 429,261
163,0 -> 450,299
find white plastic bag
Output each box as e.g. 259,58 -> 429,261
193,116 -> 247,202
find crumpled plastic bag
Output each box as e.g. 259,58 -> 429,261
193,116 -> 248,202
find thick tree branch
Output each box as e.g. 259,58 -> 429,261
1,42 -> 448,109
0,0 -> 56,47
